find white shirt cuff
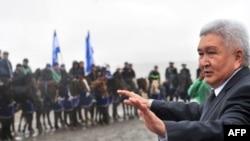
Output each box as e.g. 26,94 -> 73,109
147,99 -> 154,108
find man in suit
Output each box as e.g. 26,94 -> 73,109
117,19 -> 250,141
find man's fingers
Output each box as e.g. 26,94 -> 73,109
117,90 -> 133,97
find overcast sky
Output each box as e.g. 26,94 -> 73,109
0,0 -> 250,76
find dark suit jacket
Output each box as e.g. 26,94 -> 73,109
150,66 -> 250,141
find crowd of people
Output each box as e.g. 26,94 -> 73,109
0,47 -> 197,140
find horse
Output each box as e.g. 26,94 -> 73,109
91,79 -> 111,125
52,72 -> 75,130
11,72 -> 40,135
36,79 -> 58,130
122,78 -> 139,119
136,77 -> 149,99
106,77 -> 127,121
0,83 -> 16,140
66,75 -> 94,128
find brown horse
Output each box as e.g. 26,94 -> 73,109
91,79 -> 110,125
11,72 -> 39,135
36,80 -> 58,130
122,78 -> 139,119
136,77 -> 149,99
68,76 -> 95,127
106,77 -> 127,120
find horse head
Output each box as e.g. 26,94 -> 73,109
106,78 -> 127,95
68,75 -> 90,96
137,77 -> 149,93
10,72 -> 39,103
91,79 -> 109,98
37,80 -> 58,102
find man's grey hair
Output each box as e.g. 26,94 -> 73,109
200,19 -> 250,66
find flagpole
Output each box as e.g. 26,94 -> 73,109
59,52 -> 64,65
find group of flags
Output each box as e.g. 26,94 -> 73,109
52,30 -> 94,74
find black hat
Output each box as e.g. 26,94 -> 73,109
3,51 -> 9,55
60,64 -> 65,68
16,64 -> 22,68
46,63 -> 51,67
23,58 -> 28,62
53,62 -> 59,67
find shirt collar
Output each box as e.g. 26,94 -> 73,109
213,67 -> 242,97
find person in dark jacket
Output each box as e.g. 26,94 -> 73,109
39,63 -> 53,82
0,51 -> 13,85
69,61 -> 80,79
78,61 -> 85,78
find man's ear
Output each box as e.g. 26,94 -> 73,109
235,48 -> 244,64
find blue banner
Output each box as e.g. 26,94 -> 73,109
52,30 -> 61,66
85,31 -> 94,74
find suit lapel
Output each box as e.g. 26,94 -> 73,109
200,67 -> 250,120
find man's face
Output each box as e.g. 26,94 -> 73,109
54,65 -> 59,70
79,62 -> 84,67
3,54 -> 8,59
17,66 -> 22,71
169,63 -> 174,67
23,61 -> 28,66
198,33 -> 242,88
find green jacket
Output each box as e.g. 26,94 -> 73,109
52,69 -> 62,84
188,79 -> 211,104
22,66 -> 32,75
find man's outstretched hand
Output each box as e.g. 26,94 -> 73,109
117,90 -> 166,137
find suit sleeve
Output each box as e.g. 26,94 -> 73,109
150,100 -> 202,121
150,82 -> 250,141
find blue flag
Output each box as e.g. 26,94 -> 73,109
85,31 -> 94,73
52,30 -> 61,66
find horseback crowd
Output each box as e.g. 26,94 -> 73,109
0,50 -> 194,141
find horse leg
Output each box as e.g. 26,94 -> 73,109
97,107 -> 102,125
90,104 -> 96,126
122,103 -> 126,120
1,118 -> 13,140
126,104 -> 130,118
36,110 -> 43,133
104,106 -> 110,125
27,113 -> 34,134
59,111 -> 65,128
72,108 -> 79,128
11,115 -> 17,136
134,107 -> 139,119
84,108 -> 89,127
69,110 -> 75,128
46,110 -> 53,129
98,107 -> 103,125
129,105 -> 133,119
112,103 -> 117,120
64,110 -> 73,128
63,111 -> 68,127
54,111 -> 59,129
77,107 -> 84,123
22,113 -> 28,133
42,111 -> 47,130
18,112 -> 24,132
